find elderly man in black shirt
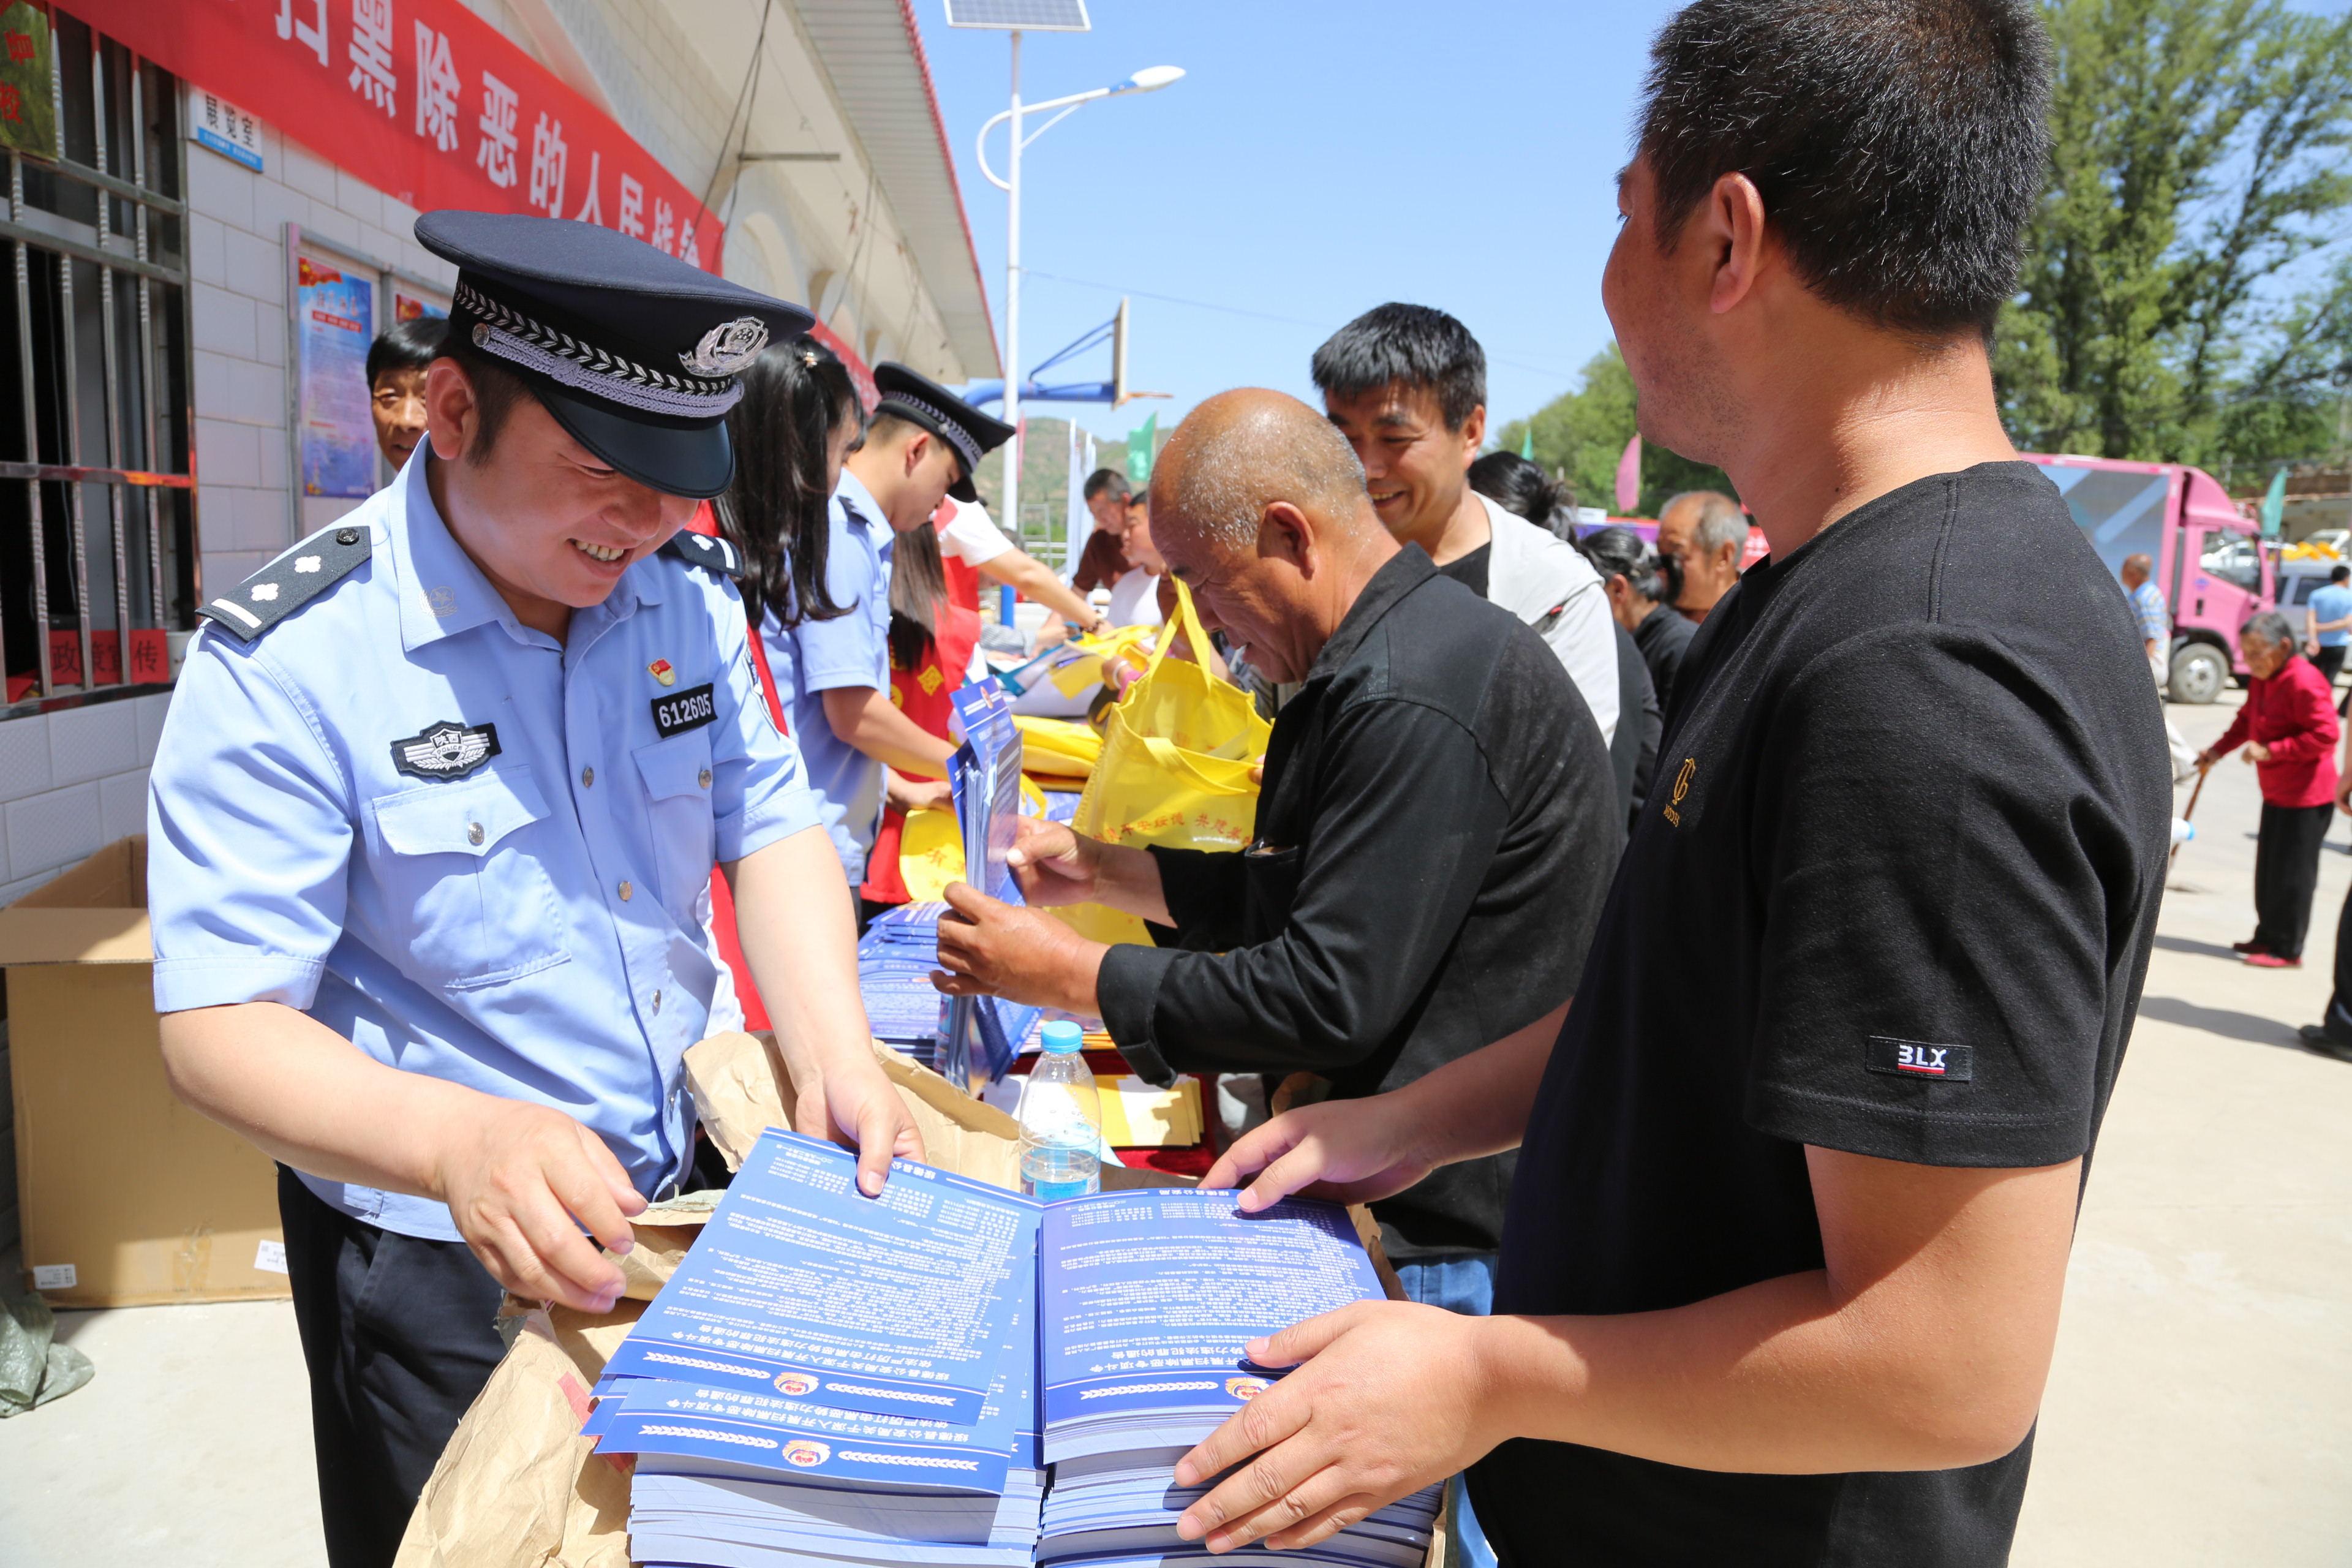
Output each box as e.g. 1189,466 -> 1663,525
933,387 -> 1620,1280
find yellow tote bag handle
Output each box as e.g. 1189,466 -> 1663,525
1135,734 -> 1257,794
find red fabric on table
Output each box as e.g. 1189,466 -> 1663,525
2209,654 -> 2342,807
859,600 -> 982,905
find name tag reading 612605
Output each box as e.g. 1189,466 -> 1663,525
650,682 -> 716,739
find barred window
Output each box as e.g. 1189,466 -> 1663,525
0,10 -> 192,705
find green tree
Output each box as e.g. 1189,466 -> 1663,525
1997,0 -> 2352,472
1493,345 -> 1737,518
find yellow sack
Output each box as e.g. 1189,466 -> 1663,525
1014,715 -> 1102,783
1059,579 -> 1272,946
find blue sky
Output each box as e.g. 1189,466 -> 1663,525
919,1 -> 1692,447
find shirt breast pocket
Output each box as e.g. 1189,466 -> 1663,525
635,729 -> 716,921
368,767 -> 570,990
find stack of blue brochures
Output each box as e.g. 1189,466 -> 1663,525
588,1136 -> 1433,1568
1033,1189 -> 1441,1567
588,1129 -> 1046,1566
858,903 -> 948,1064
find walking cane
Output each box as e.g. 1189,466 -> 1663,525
2173,761 -> 2209,864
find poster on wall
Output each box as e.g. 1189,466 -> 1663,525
298,256 -> 375,500
393,290 -> 448,323
0,3 -> 55,157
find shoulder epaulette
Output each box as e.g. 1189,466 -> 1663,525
197,524 -> 372,643
661,531 -> 744,580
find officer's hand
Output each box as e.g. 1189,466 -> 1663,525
932,880 -> 1106,1014
1004,818 -> 1101,906
434,1098 -> 646,1313
816,1052 -> 925,1197
1200,1095 -> 1436,1214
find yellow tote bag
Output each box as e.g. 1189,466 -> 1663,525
1058,580 -> 1272,946
895,780 -> 1049,902
1013,715 -> 1102,783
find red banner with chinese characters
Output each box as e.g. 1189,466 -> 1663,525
64,0 -> 722,270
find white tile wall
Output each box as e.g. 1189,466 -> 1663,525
183,123 -> 461,598
7,781 -> 102,883
0,695 -> 174,906
49,700 -> 138,785
99,768 -> 149,845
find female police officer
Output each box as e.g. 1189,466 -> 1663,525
145,213 -> 919,1567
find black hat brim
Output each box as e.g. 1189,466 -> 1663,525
535,379 -> 734,500
949,471 -> 979,504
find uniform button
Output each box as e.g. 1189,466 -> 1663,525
618,880 -> 633,901
581,766 -> 594,787
335,527 -> 359,546
698,767 -> 712,789
466,821 -> 484,846
651,989 -> 663,1014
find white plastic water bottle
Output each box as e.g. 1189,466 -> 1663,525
1017,1022 -> 1101,1201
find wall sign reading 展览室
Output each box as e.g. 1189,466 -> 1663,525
187,86 -> 264,173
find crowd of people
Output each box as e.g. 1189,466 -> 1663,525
136,3 -> 2205,1567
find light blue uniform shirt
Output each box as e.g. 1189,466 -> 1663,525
146,453 -> 819,1241
2310,582 -> 2352,647
2125,579 -> 2170,648
763,470 -> 894,882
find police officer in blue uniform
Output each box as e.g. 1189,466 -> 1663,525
146,212 -> 921,1567
764,364 -> 1012,887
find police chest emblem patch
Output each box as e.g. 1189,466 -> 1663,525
652,682 -> 717,739
1866,1036 -> 1973,1082
391,721 -> 502,781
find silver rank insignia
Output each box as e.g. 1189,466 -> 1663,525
390,720 -> 502,781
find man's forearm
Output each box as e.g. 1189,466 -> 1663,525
1387,1001 -> 1565,1168
725,829 -> 874,1077
821,686 -> 959,776
1471,1155 -> 2076,1474
160,1001 -> 499,1199
1085,840 -> 1174,925
982,552 -> 1098,628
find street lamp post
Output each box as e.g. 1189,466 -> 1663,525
976,58 -> 1182,557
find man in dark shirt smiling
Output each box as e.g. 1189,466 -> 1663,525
1175,4 -> 2169,1566
932,388 -> 1619,1281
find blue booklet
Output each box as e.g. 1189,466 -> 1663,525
603,1129 -> 1041,1425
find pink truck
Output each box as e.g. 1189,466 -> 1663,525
2024,453 -> 2272,703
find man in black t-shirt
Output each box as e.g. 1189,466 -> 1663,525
1166,6 -> 2171,1566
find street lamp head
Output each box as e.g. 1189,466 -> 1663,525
1116,66 -> 1185,94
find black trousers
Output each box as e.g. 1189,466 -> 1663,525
2316,644 -> 2349,715
2253,801 -> 2334,960
277,1166 -> 506,1568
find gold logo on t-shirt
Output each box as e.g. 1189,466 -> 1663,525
1664,756 -> 1696,826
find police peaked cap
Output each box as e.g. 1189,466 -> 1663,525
871,363 -> 1014,503
416,210 -> 814,500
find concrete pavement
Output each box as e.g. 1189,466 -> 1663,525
0,691 -> 2344,1566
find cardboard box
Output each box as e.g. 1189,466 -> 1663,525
0,837 -> 288,1306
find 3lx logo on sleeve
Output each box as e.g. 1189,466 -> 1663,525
651,682 -> 717,739
1866,1035 -> 1973,1082
390,721 -> 502,781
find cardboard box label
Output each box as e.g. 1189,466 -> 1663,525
31,1263 -> 75,1290
254,1239 -> 288,1275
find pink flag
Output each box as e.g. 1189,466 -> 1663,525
1614,434 -> 1643,514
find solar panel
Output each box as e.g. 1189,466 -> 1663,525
943,0 -> 1091,31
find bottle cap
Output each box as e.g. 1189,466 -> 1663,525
1040,1021 -> 1085,1055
